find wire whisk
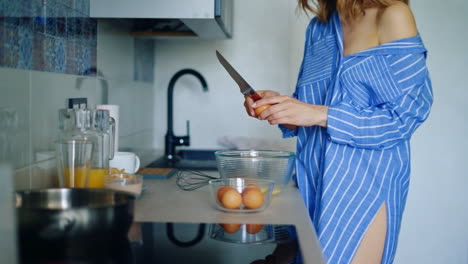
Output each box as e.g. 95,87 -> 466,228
176,170 -> 219,191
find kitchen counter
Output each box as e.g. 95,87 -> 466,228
134,172 -> 325,264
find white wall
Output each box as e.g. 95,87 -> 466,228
153,0 -> 468,263
153,0 -> 296,151
395,1 -> 468,263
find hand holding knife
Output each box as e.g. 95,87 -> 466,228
215,50 -> 271,116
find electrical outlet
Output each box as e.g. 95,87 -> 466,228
68,98 -> 87,109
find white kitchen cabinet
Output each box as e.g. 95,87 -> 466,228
90,0 -> 232,39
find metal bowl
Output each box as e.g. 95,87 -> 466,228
16,188 -> 135,245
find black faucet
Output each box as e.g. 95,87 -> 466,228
165,69 -> 208,162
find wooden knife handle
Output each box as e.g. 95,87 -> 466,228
250,92 -> 262,102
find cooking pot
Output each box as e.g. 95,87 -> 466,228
16,188 -> 135,246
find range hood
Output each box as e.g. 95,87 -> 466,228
90,0 -> 232,39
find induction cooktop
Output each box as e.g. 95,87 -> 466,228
19,221 -> 303,264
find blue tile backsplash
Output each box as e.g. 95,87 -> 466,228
0,0 -> 97,75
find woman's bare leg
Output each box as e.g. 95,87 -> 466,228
351,203 -> 387,264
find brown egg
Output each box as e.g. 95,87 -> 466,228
217,186 -> 234,202
246,224 -> 263,234
221,189 -> 242,209
220,223 -> 241,234
254,104 -> 271,117
243,183 -> 261,192
242,188 -> 264,209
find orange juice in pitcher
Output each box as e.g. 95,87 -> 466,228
57,109 -> 116,189
63,165 -> 89,188
88,168 -> 110,188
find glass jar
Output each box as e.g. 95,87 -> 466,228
58,109 -> 115,188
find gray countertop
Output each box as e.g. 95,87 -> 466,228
134,172 -> 325,264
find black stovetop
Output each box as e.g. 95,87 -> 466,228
19,221 -> 302,264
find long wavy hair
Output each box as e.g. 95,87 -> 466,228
298,0 -> 409,22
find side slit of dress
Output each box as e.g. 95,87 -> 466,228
350,202 -> 388,264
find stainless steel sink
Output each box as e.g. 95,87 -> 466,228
146,149 -> 218,171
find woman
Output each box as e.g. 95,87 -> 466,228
245,0 -> 433,263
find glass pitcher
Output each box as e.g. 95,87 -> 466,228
58,109 -> 115,188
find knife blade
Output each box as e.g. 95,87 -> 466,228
216,50 -> 262,102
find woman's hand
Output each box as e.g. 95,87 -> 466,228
244,90 -> 280,117
253,95 -> 328,127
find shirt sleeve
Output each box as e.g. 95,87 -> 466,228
326,53 -> 433,149
279,20 -> 321,139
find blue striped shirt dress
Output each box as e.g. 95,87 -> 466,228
280,12 -> 433,264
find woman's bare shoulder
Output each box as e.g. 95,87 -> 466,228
378,2 -> 417,44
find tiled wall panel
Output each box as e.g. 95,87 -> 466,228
0,68 -> 30,169
0,0 -> 97,75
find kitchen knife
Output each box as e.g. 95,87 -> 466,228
216,50 -> 263,102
